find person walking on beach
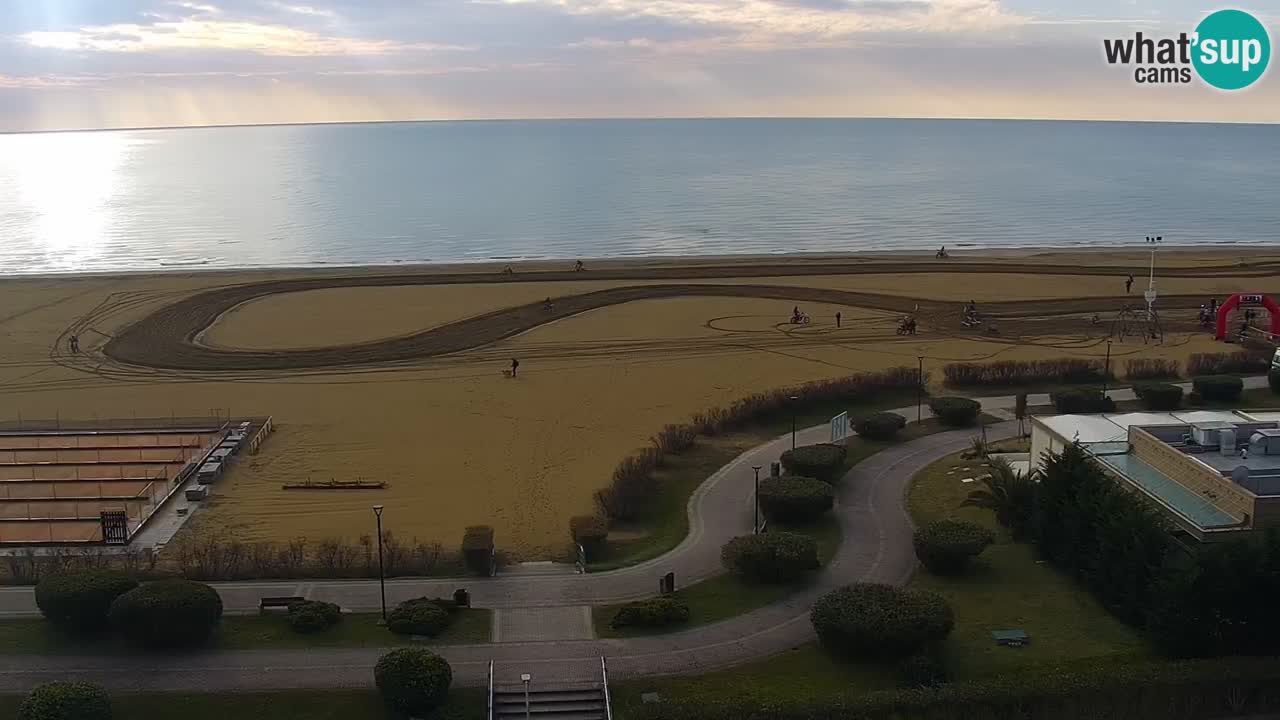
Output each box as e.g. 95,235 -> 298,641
1125,274 -> 1134,294
510,358 -> 520,377
835,311 -> 842,328
68,335 -> 79,354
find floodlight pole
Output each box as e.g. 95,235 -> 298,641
1103,340 -> 1112,396
373,505 -> 387,622
917,356 -> 924,423
751,465 -> 762,534
789,395 -> 800,450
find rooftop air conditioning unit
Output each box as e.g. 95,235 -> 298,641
1192,421 -> 1234,447
1254,428 -> 1280,455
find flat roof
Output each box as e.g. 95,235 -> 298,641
1094,453 -> 1240,529
1036,410 -> 1276,443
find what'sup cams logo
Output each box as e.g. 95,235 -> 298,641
1104,9 -> 1271,90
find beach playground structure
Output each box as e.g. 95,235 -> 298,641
1214,293 -> 1280,341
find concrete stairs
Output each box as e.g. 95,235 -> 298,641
492,680 -> 608,720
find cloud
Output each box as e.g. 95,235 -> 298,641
21,19 -> 463,56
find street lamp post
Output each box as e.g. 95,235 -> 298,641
373,505 -> 387,623
1102,340 -> 1112,396
789,395 -> 800,451
917,356 -> 924,423
751,465 -> 762,534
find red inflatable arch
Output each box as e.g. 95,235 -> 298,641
1214,293 -> 1280,340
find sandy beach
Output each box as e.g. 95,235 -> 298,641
1,249 -> 1277,559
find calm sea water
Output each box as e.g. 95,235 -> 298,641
1,118 -> 1277,275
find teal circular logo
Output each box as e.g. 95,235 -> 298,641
1192,9 -> 1271,90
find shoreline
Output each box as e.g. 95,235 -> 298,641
3,244 -> 1279,284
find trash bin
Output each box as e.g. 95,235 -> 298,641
453,588 -> 470,608
770,461 -> 781,477
659,572 -> 676,595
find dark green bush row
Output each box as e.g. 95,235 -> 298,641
387,597 -> 454,637
912,520 -> 994,575
1125,358 -> 1180,380
1049,388 -> 1115,414
17,682 -> 112,720
597,367 -> 924,521
810,583 -> 953,659
628,657 -> 1280,720
928,397 -> 981,427
943,358 -> 1107,387
461,525 -> 494,576
780,443 -> 847,482
287,600 -> 342,634
108,578 -> 223,649
1133,382 -> 1184,410
34,570 -> 137,633
1192,374 -> 1244,403
610,596 -> 690,629
374,648 -> 452,717
721,532 -> 820,583
1270,368 -> 1280,394
758,477 -> 835,523
1186,351 -> 1271,376
854,412 -> 906,441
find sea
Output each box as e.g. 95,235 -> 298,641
1,118 -> 1277,276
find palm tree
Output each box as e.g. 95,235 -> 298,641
962,456 -> 1036,539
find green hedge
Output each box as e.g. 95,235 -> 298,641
628,657 -> 1280,720
1187,351 -> 1271,376
387,597 -> 453,637
757,477 -> 835,523
1133,382 -> 1184,411
720,532 -> 820,583
17,682 -> 112,720
1192,375 -> 1244,403
1124,358 -> 1180,380
374,648 -> 452,717
287,600 -> 342,634
942,358 -> 1107,386
912,520 -> 994,575
780,443 -> 847,482
1049,389 -> 1116,414
928,397 -> 981,427
33,570 -> 137,633
610,597 -> 690,630
810,583 -> 953,659
108,579 -> 222,649
855,412 -> 906,441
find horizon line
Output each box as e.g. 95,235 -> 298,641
3,114 -> 1277,136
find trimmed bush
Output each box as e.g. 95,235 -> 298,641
1192,375 -> 1244,403
374,647 -> 452,717
855,412 -> 907,441
387,597 -> 453,637
899,653 -> 947,688
108,579 -> 222,649
1125,358 -> 1180,381
720,532 -> 820,583
461,525 -> 495,576
287,600 -> 342,634
1187,351 -> 1270,377
1049,389 -> 1116,414
1133,382 -> 1184,411
780,443 -> 847,482
34,570 -> 137,633
757,477 -> 835,523
811,583 -> 954,659
928,397 -> 980,427
1271,368 -> 1280,395
17,681 -> 112,720
943,358 -> 1107,386
610,596 -> 690,630
913,520 -> 995,575
569,515 -> 609,559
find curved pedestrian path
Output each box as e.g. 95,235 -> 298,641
0,415 -> 1018,693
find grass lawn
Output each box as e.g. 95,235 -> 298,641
0,608 -> 491,655
593,516 -> 840,639
0,689 -> 486,720
906,449 -> 1152,679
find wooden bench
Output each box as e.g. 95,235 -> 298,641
259,596 -> 305,613
992,629 -> 1030,647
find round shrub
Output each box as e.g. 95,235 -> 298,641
387,597 -> 452,637
720,532 -> 820,583
287,600 -> 342,634
1193,375 -> 1244,403
810,583 -> 954,658
855,412 -> 907,441
108,579 -> 222,649
1268,368 -> 1280,395
928,397 -> 981,427
1049,389 -> 1115,414
757,476 -> 835,523
610,597 -> 690,630
899,653 -> 947,688
34,570 -> 138,633
913,520 -> 994,575
18,681 -> 112,720
374,647 -> 452,717
780,443 -> 847,482
570,515 -> 609,559
1133,382 -> 1184,411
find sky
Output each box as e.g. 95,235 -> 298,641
0,0 -> 1277,131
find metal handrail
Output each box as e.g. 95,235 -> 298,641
600,656 -> 613,720
487,660 -> 495,720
